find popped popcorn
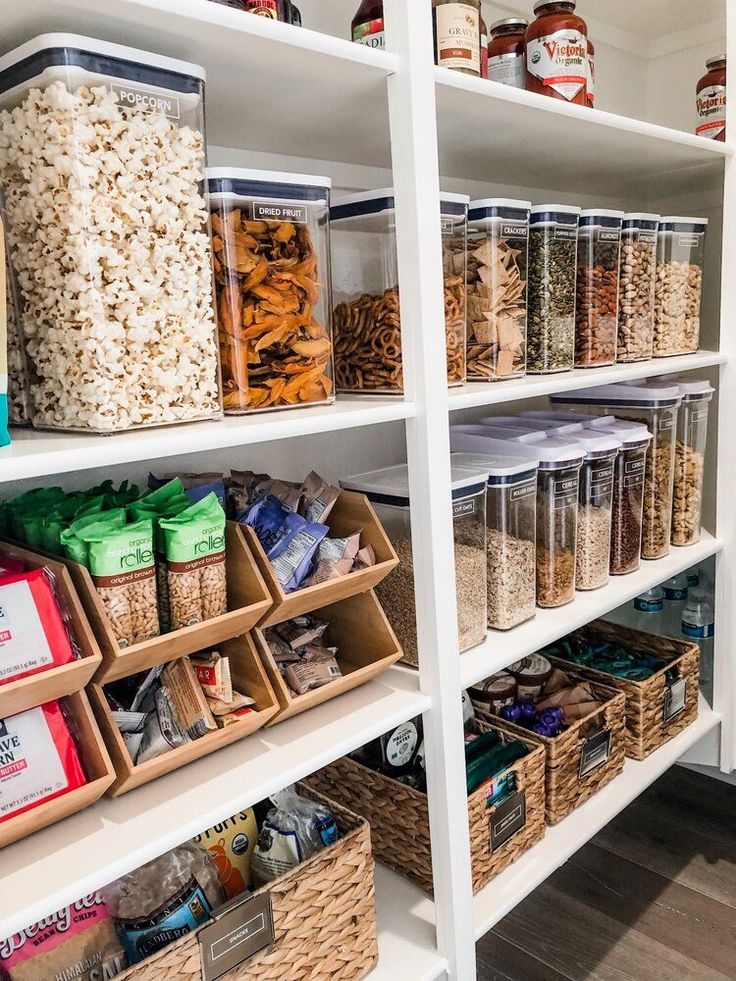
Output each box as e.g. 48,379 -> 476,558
4,250 -> 30,425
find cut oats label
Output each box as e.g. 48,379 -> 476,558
527,29 -> 587,101
696,84 -> 726,139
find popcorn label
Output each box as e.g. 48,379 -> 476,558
112,84 -> 181,119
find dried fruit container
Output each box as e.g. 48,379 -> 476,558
0,34 -> 222,434
670,379 -> 714,546
341,465 -> 488,663
575,210 -> 623,368
551,381 -> 681,560
653,217 -> 708,357
451,427 -> 584,609
466,198 -> 531,381
617,213 -> 659,362
452,451 -> 538,630
527,205 -> 581,374
331,189 -> 468,393
207,168 -> 334,413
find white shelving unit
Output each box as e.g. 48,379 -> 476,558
0,2 -> 733,980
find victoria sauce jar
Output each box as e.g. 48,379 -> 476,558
525,0 -> 588,106
696,55 -> 726,141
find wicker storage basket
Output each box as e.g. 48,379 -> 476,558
115,788 -> 378,981
307,720 -> 546,894
547,620 -> 700,760
480,674 -> 626,825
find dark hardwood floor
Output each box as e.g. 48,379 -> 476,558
477,767 -> 736,981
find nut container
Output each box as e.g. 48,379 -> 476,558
575,210 -> 623,367
670,379 -> 714,545
617,213 -> 659,362
653,217 -> 708,356
342,465 -> 488,662
568,429 -> 620,591
207,168 -> 334,413
527,205 -> 581,374
466,198 -> 530,381
0,34 -> 222,433
331,188 -> 468,393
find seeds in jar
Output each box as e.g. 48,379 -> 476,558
575,504 -> 611,590
575,217 -> 621,368
672,441 -> 705,545
641,439 -> 675,559
536,545 -> 575,607
653,261 -> 703,356
617,221 -> 658,362
527,223 -> 578,374
487,528 -> 536,629
610,459 -> 645,574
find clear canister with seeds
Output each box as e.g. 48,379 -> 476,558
575,209 -> 623,367
670,378 -> 713,546
617,213 -> 659,362
653,217 -> 708,357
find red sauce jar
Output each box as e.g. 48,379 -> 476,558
587,37 -> 595,107
352,0 -> 384,49
696,55 -> 726,142
525,1 -> 588,106
243,0 -> 288,19
488,17 -> 527,89
479,14 -> 489,79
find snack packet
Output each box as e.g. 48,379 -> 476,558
252,787 -> 339,886
0,568 -> 75,686
135,687 -> 189,764
192,651 -> 233,702
299,471 -> 340,523
305,532 -> 361,585
194,809 -> 258,898
244,496 -> 328,593
162,657 -> 218,739
283,647 -> 342,696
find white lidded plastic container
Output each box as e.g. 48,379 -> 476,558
617,213 -> 659,362
341,464 -> 487,663
575,209 -> 624,368
451,426 -> 584,608
653,217 -> 708,357
479,414 -> 585,438
207,168 -> 334,414
0,34 -> 221,434
669,378 -> 714,546
452,450 -> 538,630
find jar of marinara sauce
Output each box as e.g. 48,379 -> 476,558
488,17 -> 527,89
696,55 -> 726,142
525,1 -> 588,107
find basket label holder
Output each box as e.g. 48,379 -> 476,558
200,890 -> 275,981
489,789 -> 526,852
664,677 -> 687,722
579,728 -> 611,778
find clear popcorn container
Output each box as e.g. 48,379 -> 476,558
653,217 -> 708,357
670,378 -> 713,546
0,34 -> 222,434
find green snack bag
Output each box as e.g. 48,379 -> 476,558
107,480 -> 141,508
61,509 -> 127,567
139,477 -> 184,508
7,487 -> 66,542
78,517 -> 159,648
41,493 -> 86,555
129,492 -> 190,634
160,493 -> 227,631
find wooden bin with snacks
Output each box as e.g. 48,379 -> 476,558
308,718 -> 546,894
546,620 -> 701,760
0,542 -> 103,717
114,786 -> 378,981
241,489 -> 398,628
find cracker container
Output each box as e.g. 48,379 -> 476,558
341,465 -> 488,663
653,217 -> 708,357
670,379 -> 713,546
208,168 -> 334,413
0,34 -> 221,433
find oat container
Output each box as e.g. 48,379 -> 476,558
670,379 -> 713,546
0,34 -> 222,433
208,168 -> 334,413
653,217 -> 708,357
331,189 -> 468,393
527,205 -> 581,374
466,198 -> 530,381
452,427 -> 584,609
341,465 -> 487,663
575,210 -> 623,367
452,450 -> 538,630
617,213 -> 659,362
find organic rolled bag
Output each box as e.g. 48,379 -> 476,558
60,509 -> 127,567
160,493 -> 228,631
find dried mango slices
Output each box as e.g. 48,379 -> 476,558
211,211 -> 334,411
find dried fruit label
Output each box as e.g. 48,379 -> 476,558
252,202 -> 308,224
489,52 -> 525,89
0,708 -> 68,816
111,84 -> 181,119
696,84 -> 726,139
354,18 -> 385,49
0,579 -> 54,680
436,3 -> 480,74
526,29 -> 587,101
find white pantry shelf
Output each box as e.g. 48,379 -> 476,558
0,399 -> 415,484
473,694 -> 721,940
450,351 -> 727,411
0,668 -> 429,939
460,533 -> 723,691
368,867 -> 445,981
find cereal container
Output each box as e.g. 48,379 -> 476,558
575,210 -> 623,368
670,379 -> 714,546
527,205 -> 581,374
653,217 -> 708,357
567,429 -> 620,591
466,198 -> 531,381
331,189 -> 468,393
452,427 -> 584,608
0,34 -> 222,433
341,465 -> 488,663
452,450 -> 538,630
617,213 -> 659,362
208,168 -> 334,413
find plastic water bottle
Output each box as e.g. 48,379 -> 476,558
687,566 -> 700,590
681,588 -> 714,700
663,572 -> 689,637
626,585 -> 665,633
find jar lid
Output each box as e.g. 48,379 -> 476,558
452,451 -> 538,486
471,673 -> 517,699
479,415 -> 585,437
341,464 -> 486,505
490,17 -> 529,32
551,380 -> 682,409
534,0 -> 575,12
530,205 -> 581,226
508,653 -> 553,681
583,416 -> 652,449
569,429 -> 622,458
452,426 -> 585,469
469,197 -> 532,214
330,188 -> 467,221
658,216 -> 709,231
670,378 -> 715,402
706,55 -> 726,69
207,167 -> 331,203
579,210 -> 624,229
580,210 -> 625,219
623,213 -> 660,226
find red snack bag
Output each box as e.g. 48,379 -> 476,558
0,557 -> 25,577
0,569 -> 75,686
0,700 -> 87,823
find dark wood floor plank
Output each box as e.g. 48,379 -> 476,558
636,768 -> 736,841
476,933 -> 572,981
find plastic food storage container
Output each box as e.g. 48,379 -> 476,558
208,168 -> 334,413
452,450 -> 538,630
671,379 -> 714,546
575,210 -> 624,368
653,217 -> 708,357
341,465 -> 488,663
451,427 -> 584,608
331,189 -> 468,393
551,381 -> 681,560
4,249 -> 30,426
0,34 -> 221,434
527,205 -> 581,374
466,198 -> 531,381
480,414 -> 585,438
617,213 -> 659,362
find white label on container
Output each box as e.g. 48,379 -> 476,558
0,580 -> 53,681
526,29 -> 587,101
441,217 -> 463,236
691,408 -> 708,423
663,678 -> 687,722
111,84 -> 181,119
0,709 -> 68,817
553,477 -> 578,509
252,202 -> 308,224
625,458 -> 646,474
597,230 -> 621,244
637,231 -> 658,245
436,3 -> 480,74
657,417 -> 674,433
509,481 -> 536,502
488,52 -> 525,89
677,234 -> 701,248
696,84 -> 726,139
385,722 -> 418,767
453,498 -> 477,518
553,226 -> 578,241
